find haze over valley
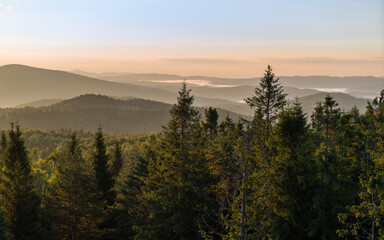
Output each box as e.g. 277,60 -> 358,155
1,64 -> 382,123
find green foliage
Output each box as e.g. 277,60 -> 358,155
265,101 -> 318,239
0,94 -> 246,135
0,124 -> 41,240
112,156 -> 149,240
111,141 -> 123,180
337,90 -> 384,239
245,65 -> 287,132
0,206 -> 9,240
204,107 -> 219,140
93,127 -> 115,206
2,79 -> 384,240
137,83 -> 215,240
46,133 -> 104,240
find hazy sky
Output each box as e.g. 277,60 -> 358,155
0,0 -> 383,77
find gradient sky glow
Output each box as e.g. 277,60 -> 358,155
0,0 -> 383,77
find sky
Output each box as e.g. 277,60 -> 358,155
0,0 -> 383,77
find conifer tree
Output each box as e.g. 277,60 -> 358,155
111,141 -> 123,180
204,107 -> 219,140
338,90 -> 384,239
93,127 -> 115,206
0,130 -> 6,169
245,65 -> 287,138
0,124 -> 41,240
266,101 -> 317,239
47,133 -> 103,240
112,156 -> 149,240
143,83 -> 214,239
0,131 -> 6,154
310,95 -> 352,239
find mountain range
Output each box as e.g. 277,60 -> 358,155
0,64 -> 381,120
0,64 -> 232,108
73,69 -> 384,99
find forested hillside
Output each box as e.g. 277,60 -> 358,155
0,66 -> 383,239
0,94 -> 246,134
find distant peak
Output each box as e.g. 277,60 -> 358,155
1,64 -> 31,68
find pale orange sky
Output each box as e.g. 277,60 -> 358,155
0,0 -> 383,77
1,42 -> 382,77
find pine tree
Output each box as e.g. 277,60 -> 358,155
266,101 -> 318,239
112,156 -> 149,240
0,130 -> 7,169
93,127 -> 115,206
0,124 -> 41,240
111,141 -> 123,181
310,95 -> 359,239
245,65 -> 287,138
204,107 -> 219,140
47,133 -> 103,240
338,90 -> 384,239
142,83 -> 214,239
0,131 -> 6,153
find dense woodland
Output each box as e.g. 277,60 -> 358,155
0,66 -> 384,239
0,94 -> 245,134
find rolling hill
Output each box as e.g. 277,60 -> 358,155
0,64 -> 235,108
212,92 -> 370,117
83,71 -> 384,100
297,92 -> 369,116
0,94 -> 248,134
15,99 -> 63,108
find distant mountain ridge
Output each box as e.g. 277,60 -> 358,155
297,92 -> 369,116
0,64 -> 235,107
74,68 -> 384,99
0,94 -> 248,134
211,92 -> 370,117
1,64 -> 382,116
15,99 -> 63,108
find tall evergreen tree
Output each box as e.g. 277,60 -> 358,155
266,101 -> 318,239
338,90 -> 384,239
93,127 -> 115,206
111,141 -> 123,181
0,124 -> 41,240
112,156 -> 149,240
47,133 -> 104,240
310,95 -> 357,239
0,130 -> 7,169
0,131 -> 6,153
141,83 -> 214,239
245,65 -> 287,138
204,107 -> 219,140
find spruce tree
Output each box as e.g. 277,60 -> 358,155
0,131 -> 6,154
92,127 -> 115,206
111,141 -> 123,180
338,90 -> 384,239
310,95 -> 353,239
47,133 -> 103,240
266,101 -> 317,239
143,83 -> 213,239
204,107 -> 219,140
245,65 -> 287,137
112,156 -> 149,240
0,124 -> 41,240
0,130 -> 6,169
